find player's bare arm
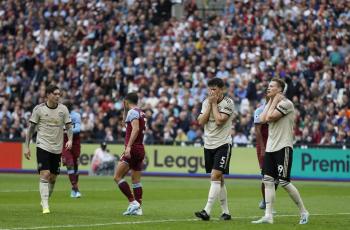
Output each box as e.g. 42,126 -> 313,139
211,94 -> 229,126
124,119 -> 140,158
266,94 -> 284,122
122,100 -> 127,127
255,124 -> 265,157
65,123 -> 73,150
24,122 -> 36,160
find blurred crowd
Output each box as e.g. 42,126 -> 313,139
0,0 -> 349,146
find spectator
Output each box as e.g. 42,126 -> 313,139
233,130 -> 248,145
0,0 -> 348,147
91,142 -> 116,176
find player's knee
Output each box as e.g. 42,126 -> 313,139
114,174 -> 123,183
40,171 -> 50,180
211,169 -> 223,181
49,174 -> 57,183
278,178 -> 290,187
211,175 -> 221,181
67,169 -> 75,175
66,165 -> 74,170
263,175 -> 275,186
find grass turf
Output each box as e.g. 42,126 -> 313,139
0,174 -> 349,230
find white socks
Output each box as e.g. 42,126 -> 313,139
40,178 -> 49,209
264,176 -> 275,217
204,181 -> 221,215
283,182 -> 307,214
219,183 -> 230,214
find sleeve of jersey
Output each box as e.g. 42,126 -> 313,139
254,107 -> 262,124
125,109 -> 140,122
219,99 -> 234,116
29,106 -> 39,124
72,112 -> 81,134
64,108 -> 72,124
200,99 -> 208,114
276,100 -> 292,116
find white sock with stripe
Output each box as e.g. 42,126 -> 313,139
204,181 -> 221,215
281,180 -> 307,214
40,178 -> 49,209
219,183 -> 229,214
264,175 -> 275,217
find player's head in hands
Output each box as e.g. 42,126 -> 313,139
207,78 -> 225,101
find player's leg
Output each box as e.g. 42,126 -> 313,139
37,148 -> 50,214
203,169 -> 222,215
130,170 -> 143,216
195,148 -> 214,220
47,152 -> 61,200
257,152 -> 266,209
114,160 -> 133,200
218,144 -> 231,220
71,141 -> 81,198
259,179 -> 266,209
73,142 -> 81,197
219,176 -> 231,220
130,151 -> 144,206
128,150 -> 145,215
197,144 -> 231,220
39,171 -> 51,214
277,147 -> 309,224
62,150 -> 78,197
252,151 -> 276,224
114,157 -> 139,215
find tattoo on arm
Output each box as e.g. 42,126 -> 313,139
25,123 -> 36,148
66,123 -> 73,141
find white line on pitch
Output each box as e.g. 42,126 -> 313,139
1,213 -> 350,230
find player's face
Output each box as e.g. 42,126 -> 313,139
47,89 -> 61,105
266,81 -> 281,98
209,86 -> 223,99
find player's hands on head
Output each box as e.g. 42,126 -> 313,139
208,92 -> 218,104
274,93 -> 284,103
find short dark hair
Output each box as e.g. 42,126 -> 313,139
46,85 -> 59,95
125,92 -> 138,104
207,78 -> 225,88
63,100 -> 73,111
271,78 -> 286,92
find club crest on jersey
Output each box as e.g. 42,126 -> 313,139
58,112 -> 64,117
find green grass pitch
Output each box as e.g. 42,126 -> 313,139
0,174 -> 349,230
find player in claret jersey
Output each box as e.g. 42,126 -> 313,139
62,101 -> 82,198
255,93 -> 280,211
114,92 -> 146,216
254,99 -> 269,209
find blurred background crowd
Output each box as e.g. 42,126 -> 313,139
0,0 -> 349,146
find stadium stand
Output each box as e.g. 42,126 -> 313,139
0,0 -> 349,146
